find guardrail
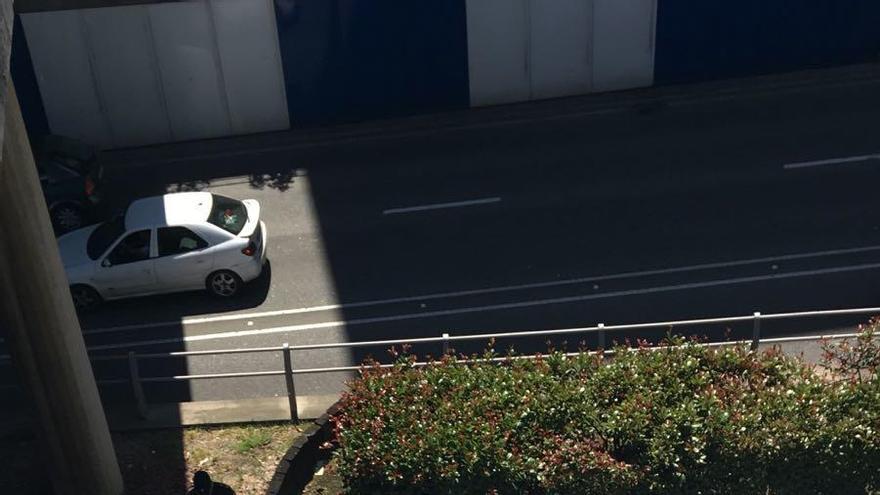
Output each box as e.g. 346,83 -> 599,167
1,306 -> 879,420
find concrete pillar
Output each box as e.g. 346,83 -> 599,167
0,80 -> 125,494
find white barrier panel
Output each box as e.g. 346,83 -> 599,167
211,0 -> 289,134
466,0 -> 530,106
466,0 -> 656,106
81,6 -> 172,146
21,11 -> 112,148
529,0 -> 593,99
148,2 -> 231,141
593,0 -> 656,92
22,1 -> 289,149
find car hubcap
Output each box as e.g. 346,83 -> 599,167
56,207 -> 82,230
212,273 -> 237,296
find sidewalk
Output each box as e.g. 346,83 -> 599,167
100,62 -> 880,169
0,337 -> 844,437
1,394 -> 339,437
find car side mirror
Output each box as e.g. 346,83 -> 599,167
101,258 -> 112,268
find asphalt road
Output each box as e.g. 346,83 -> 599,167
3,71 -> 880,405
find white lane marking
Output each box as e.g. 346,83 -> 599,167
83,246 -> 880,335
83,261 -> 880,352
783,153 -> 880,170
81,244 -> 880,336
382,197 -> 501,215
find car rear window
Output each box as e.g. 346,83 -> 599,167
208,194 -> 248,235
87,215 -> 125,260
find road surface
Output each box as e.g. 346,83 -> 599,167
2,70 -> 880,404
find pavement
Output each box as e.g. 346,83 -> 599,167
2,62 -> 880,413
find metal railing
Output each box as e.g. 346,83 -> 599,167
1,306 -> 878,421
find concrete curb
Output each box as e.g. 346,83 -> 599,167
266,401 -> 342,495
100,62 -> 880,168
0,394 -> 342,437
107,394 -> 341,431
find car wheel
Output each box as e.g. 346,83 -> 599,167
207,270 -> 242,298
70,285 -> 101,312
52,203 -> 84,233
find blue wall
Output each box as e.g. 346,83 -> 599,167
10,15 -> 50,144
655,0 -> 880,84
273,0 -> 470,126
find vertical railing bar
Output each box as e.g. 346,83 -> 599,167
128,351 -> 148,419
282,343 -> 298,421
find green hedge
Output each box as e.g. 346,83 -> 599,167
332,332 -> 880,494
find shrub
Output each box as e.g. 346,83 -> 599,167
332,335 -> 880,494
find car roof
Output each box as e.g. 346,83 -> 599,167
125,192 -> 213,230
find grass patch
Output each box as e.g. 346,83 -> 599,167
232,427 -> 273,454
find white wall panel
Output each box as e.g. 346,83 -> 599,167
20,11 -> 112,147
465,0 -> 530,106
593,0 -> 656,91
148,2 -> 231,141
81,7 -> 171,146
210,0 -> 289,133
529,0 -> 593,99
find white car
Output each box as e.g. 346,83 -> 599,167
59,192 -> 267,311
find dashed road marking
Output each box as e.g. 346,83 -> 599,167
783,153 -> 880,170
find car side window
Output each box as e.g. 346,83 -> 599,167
106,230 -> 151,266
158,227 -> 208,257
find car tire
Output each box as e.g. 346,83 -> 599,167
206,270 -> 243,298
51,202 -> 84,233
70,284 -> 102,312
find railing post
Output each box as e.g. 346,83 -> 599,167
127,351 -> 148,419
751,312 -> 761,351
441,333 -> 450,355
597,323 -> 606,354
282,343 -> 298,421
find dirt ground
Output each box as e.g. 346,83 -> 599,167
302,457 -> 345,495
0,422 -> 304,495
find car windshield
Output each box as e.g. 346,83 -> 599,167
87,215 -> 125,260
208,194 -> 248,235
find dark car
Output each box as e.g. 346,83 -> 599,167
36,136 -> 104,233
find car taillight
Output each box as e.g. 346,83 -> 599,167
241,241 -> 257,256
84,176 -> 95,197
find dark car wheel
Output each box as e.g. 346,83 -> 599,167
52,203 -> 84,233
70,285 -> 102,312
206,270 -> 243,298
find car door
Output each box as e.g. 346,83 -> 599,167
153,226 -> 214,292
92,229 -> 156,298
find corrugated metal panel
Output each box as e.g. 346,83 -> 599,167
529,0 -> 593,99
465,0 -> 530,106
655,0 -> 880,84
210,0 -> 289,134
21,10 -> 112,147
274,0 -> 469,125
592,0 -> 655,92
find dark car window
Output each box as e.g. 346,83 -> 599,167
158,227 -> 208,257
208,194 -> 248,235
106,230 -> 151,266
87,216 -> 125,260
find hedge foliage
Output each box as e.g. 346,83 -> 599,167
332,328 -> 880,494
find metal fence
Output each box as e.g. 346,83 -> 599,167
2,306 -> 879,420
